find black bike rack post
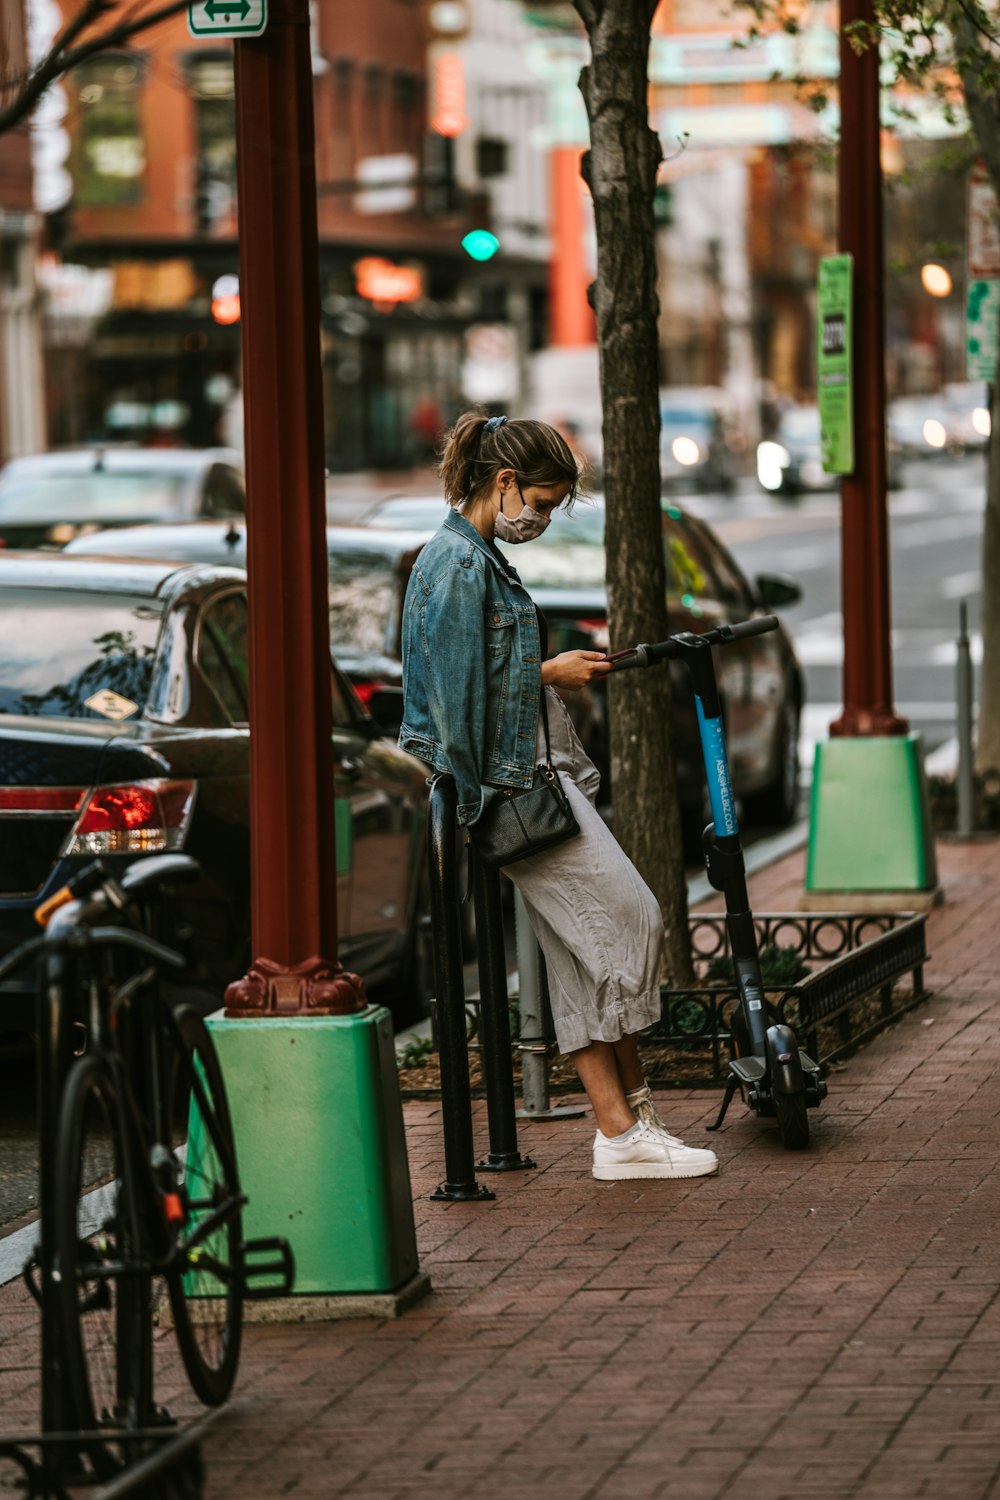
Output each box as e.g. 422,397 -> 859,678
35,945 -> 79,1480
426,776 -> 493,1202
469,848 -> 535,1173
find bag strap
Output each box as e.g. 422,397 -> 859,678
539,687 -> 554,769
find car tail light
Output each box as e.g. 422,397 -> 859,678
0,788 -> 86,814
351,679 -> 383,708
62,780 -> 196,856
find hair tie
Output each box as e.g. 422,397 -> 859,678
483,415 -> 508,434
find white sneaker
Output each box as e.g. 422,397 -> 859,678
625,1083 -> 686,1144
593,1121 -> 719,1181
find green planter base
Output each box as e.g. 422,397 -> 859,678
806,733 -> 938,894
206,1006 -> 421,1296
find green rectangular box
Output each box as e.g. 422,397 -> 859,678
806,734 -> 937,892
206,1007 -> 419,1294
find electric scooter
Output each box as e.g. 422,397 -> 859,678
607,614 -> 826,1149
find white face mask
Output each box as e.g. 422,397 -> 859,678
493,481 -> 551,544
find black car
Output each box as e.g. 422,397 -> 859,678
0,553 -> 432,1043
65,519 -> 425,711
0,447 -> 245,549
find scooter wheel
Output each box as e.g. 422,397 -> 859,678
774,1088 -> 810,1150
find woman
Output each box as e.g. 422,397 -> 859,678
399,412 -> 718,1182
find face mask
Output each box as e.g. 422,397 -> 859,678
493,482 -> 551,544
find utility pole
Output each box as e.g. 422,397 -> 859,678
203,0 -> 425,1307
804,0 -> 938,906
831,0 -> 906,741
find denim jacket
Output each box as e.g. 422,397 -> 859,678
398,511 -> 541,825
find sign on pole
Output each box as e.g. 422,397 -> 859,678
817,253 -> 854,474
968,162 -> 1000,281
967,279 -> 1000,381
966,165 -> 1000,383
188,0 -> 266,37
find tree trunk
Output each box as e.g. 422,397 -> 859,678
571,0 -> 693,985
955,17 -> 1000,774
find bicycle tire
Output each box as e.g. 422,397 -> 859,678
164,1005 -> 243,1405
54,1053 -> 152,1481
773,1087 -> 810,1150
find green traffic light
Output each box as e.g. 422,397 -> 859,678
462,229 -> 500,262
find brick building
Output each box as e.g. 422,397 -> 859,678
44,0 -> 549,467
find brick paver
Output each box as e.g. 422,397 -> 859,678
2,837 -> 999,1498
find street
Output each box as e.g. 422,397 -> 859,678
701,451 -> 986,778
0,449 -> 987,1238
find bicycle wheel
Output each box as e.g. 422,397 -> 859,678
54,1053 -> 151,1480
163,1005 -> 243,1405
774,1087 -> 810,1150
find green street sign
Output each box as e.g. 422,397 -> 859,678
817,253 -> 854,475
188,0 -> 265,36
966,278 -> 1000,381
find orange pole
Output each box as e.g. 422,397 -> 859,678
549,146 -> 596,346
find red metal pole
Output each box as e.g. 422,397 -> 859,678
831,0 -> 907,738
224,0 -> 365,1016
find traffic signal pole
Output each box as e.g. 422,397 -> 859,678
804,0 -> 938,906
205,0 -> 425,1309
831,0 -> 906,741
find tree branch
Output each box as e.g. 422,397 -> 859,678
0,0 -> 189,136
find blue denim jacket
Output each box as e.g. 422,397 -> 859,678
398,511 -> 542,825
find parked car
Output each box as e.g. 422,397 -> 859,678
65,520 -> 428,710
0,552 -> 432,1048
659,388 -> 741,495
0,448 -> 245,550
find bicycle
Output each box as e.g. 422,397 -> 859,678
1,853 -> 293,1484
607,615 -> 827,1149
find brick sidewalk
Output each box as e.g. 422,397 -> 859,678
3,836 -> 999,1498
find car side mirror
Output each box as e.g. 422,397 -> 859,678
367,686 -> 404,737
755,572 -> 801,609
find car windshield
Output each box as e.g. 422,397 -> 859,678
328,548 -> 399,654
779,408 -> 820,441
0,589 -> 161,719
0,472 -> 191,522
660,409 -> 713,431
499,502 -> 607,588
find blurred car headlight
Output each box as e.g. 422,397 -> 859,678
756,441 -> 790,492
671,436 -> 701,467
973,406 -> 991,438
922,417 -> 947,449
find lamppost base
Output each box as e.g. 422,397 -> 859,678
224,955 -> 367,1017
206,1007 -> 421,1294
806,733 -> 938,895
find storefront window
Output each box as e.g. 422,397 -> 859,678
76,55 -> 146,206
189,54 -> 237,235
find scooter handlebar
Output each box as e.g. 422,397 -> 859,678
606,614 -> 780,670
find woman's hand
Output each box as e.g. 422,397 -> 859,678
541,650 -> 612,691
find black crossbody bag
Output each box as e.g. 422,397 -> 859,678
469,691 -> 580,869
